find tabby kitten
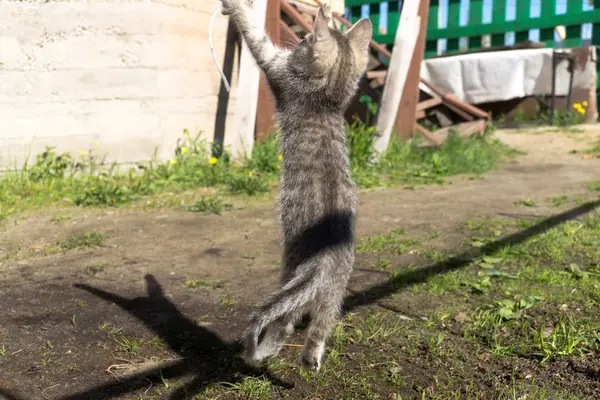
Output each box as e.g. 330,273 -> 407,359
220,0 -> 372,371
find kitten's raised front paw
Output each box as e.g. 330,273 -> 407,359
219,0 -> 240,15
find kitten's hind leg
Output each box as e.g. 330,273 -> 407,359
299,298 -> 340,372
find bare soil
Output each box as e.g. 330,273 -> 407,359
0,128 -> 599,400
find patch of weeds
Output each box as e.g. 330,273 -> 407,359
184,196 -> 232,214
549,195 -> 569,206
372,257 -> 392,270
219,295 -> 237,307
533,312 -> 599,362
224,376 -> 274,400
518,199 -> 537,207
418,248 -> 446,262
184,279 -> 224,289
590,181 -> 600,192
82,262 -> 108,275
350,313 -> 402,344
357,228 -> 417,255
465,296 -> 543,355
114,335 -> 142,358
59,232 -> 106,250
50,215 -> 72,223
243,134 -> 281,174
225,171 -> 270,195
99,322 -> 123,337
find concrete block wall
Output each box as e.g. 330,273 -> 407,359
0,0 -> 239,168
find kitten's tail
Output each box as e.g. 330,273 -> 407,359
243,258 -> 322,355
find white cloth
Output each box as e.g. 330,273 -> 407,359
420,48 -> 595,104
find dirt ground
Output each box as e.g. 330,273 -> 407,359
0,128 -> 599,400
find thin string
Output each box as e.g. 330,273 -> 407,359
209,6 -> 231,92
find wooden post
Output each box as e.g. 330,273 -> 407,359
255,0 -> 280,143
231,0 -> 268,159
373,0 -> 421,156
393,0 -> 430,140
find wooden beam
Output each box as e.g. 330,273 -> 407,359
255,0 -> 280,143
281,0 -> 313,33
231,0 -> 268,159
415,123 -> 443,145
373,0 -> 421,155
416,96 -> 442,112
421,78 -> 490,120
394,0 -> 431,140
279,19 -> 301,48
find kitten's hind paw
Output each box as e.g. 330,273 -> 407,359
299,352 -> 322,372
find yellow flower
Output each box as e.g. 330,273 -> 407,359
91,186 -> 96,191
278,154 -> 283,161
578,108 -> 585,114
248,171 -> 254,177
209,157 -> 218,165
573,103 -> 581,110
80,150 -> 86,156
582,101 -> 588,107
276,164 -> 280,169
170,159 -> 177,165
182,147 -> 189,153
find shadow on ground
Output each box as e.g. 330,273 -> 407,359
1,200 -> 598,399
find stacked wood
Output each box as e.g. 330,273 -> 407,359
256,0 -> 491,147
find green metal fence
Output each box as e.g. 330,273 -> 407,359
345,0 -> 600,57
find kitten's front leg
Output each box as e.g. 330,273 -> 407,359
219,0 -> 280,73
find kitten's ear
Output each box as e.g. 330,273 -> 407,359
313,8 -> 332,41
346,18 -> 372,53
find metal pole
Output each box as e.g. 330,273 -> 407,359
550,50 -> 557,123
566,56 -> 575,111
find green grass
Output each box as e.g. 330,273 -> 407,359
183,196 -> 232,214
59,232 -> 107,250
0,126 -> 516,220
184,279 -> 225,289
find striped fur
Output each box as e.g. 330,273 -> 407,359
221,0 -> 372,371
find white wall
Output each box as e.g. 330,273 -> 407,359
0,0 -> 239,168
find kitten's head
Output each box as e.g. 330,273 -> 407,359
289,8 -> 372,106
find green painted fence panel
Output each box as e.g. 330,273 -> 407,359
425,0 -> 440,57
491,0 -> 507,47
564,0 -> 583,48
468,0 -> 484,49
447,0 -> 461,53
514,0 -> 531,43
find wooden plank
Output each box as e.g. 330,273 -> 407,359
279,19 -> 301,48
468,0 -> 483,50
490,0 -> 507,47
416,110 -> 426,119
373,0 -> 421,155
515,0 -> 531,43
418,119 -> 487,147
281,0 -> 314,32
422,78 -> 489,120
431,119 -> 486,140
415,123 -> 443,145
231,0 -> 268,159
416,97 -> 442,111
255,0 -> 280,143
394,0 -> 431,140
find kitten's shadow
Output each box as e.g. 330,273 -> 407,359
52,275 -> 291,400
